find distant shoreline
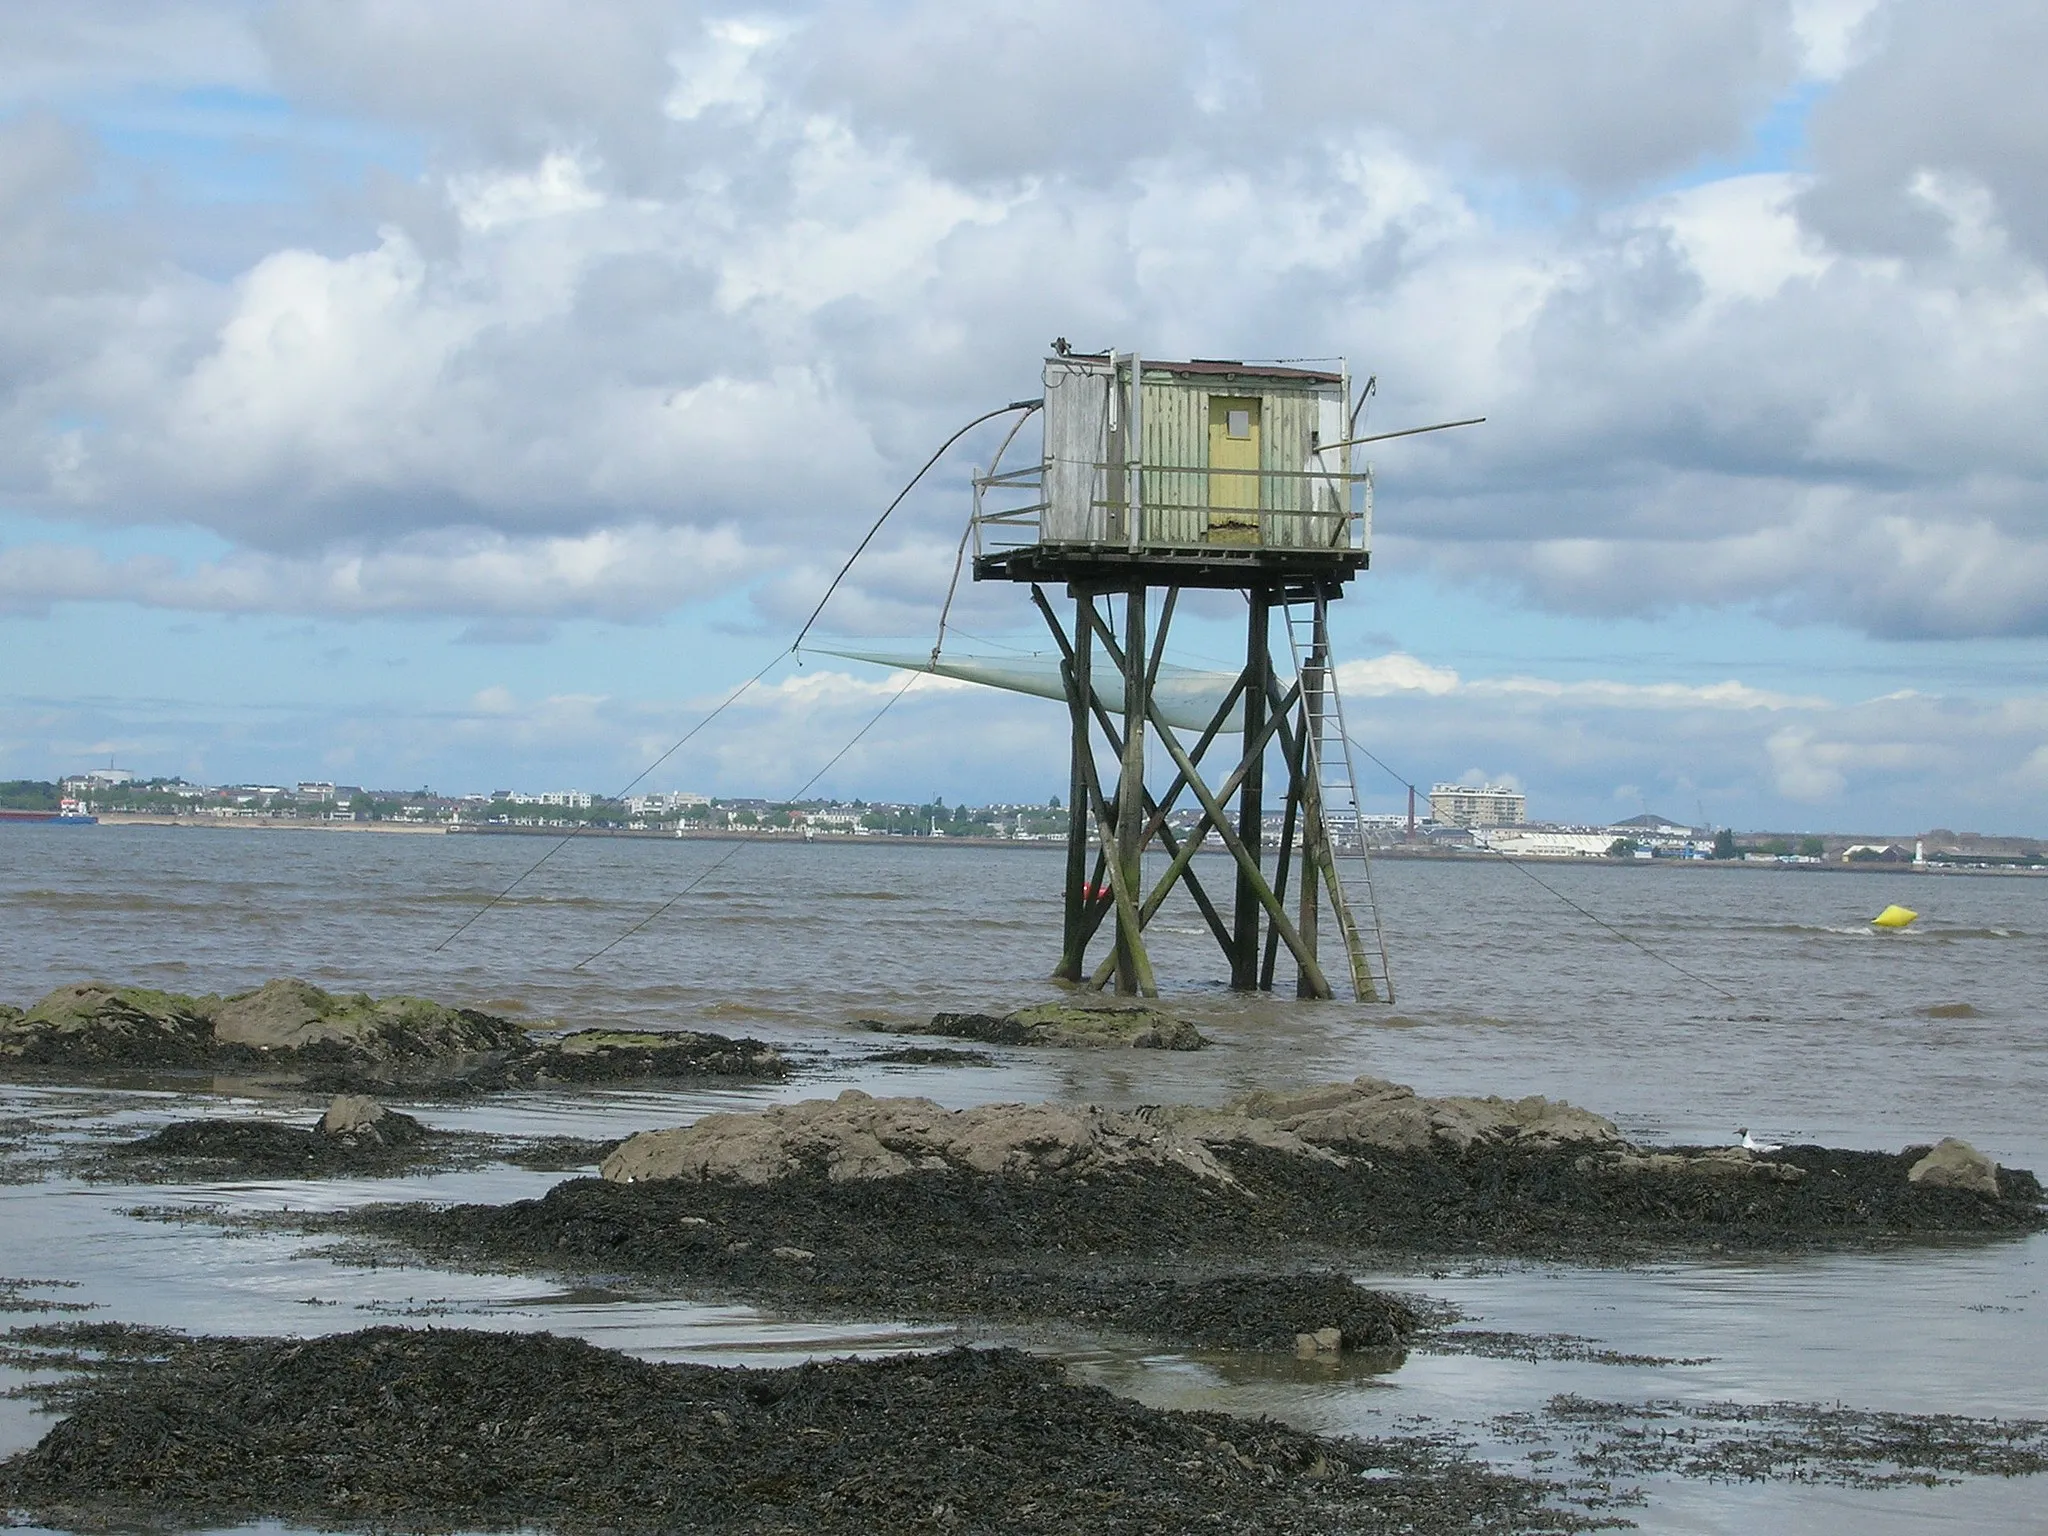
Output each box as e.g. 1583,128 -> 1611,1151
63,813 -> 2047,874
90,813 -> 448,835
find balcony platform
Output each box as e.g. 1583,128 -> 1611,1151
973,541 -> 1368,596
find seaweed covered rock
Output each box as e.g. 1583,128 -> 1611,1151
1125,1273 -> 1419,1353
0,1327 -> 1558,1536
0,978 -> 784,1090
884,1002 -> 1207,1050
106,1103 -> 435,1180
212,978 -> 528,1060
0,984 -> 214,1067
529,1029 -> 786,1083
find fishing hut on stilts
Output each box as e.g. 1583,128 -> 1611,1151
972,351 -> 1405,1002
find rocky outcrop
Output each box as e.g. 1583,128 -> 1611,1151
0,978 -> 780,1089
1210,1078 -> 1620,1154
602,1090 -> 1256,1187
0,984 -> 214,1066
1603,1148 -> 1806,1184
601,1074 -> 1626,1188
877,1002 -> 1207,1051
319,1094 -> 387,1137
0,978 -> 523,1071
213,979 -> 528,1060
1907,1138 -> 2002,1197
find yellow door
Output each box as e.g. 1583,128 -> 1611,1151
1207,396 -> 1261,544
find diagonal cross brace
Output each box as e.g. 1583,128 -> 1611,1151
1033,588 -> 1239,961
1144,691 -> 1334,999
1084,675 -> 1303,990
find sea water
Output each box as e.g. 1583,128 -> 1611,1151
2,825 -> 2045,1533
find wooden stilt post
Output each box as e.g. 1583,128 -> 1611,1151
1114,586 -> 1148,994
1261,696 -> 1303,991
1232,590 -> 1270,989
1056,588 -> 1094,981
1296,596 -> 1328,999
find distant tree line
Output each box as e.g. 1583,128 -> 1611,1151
0,780 -> 58,811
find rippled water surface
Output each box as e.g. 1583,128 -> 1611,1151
3,825 -> 2046,1532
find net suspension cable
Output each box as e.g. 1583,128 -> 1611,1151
439,398 -> 1041,954
1336,727 -> 1740,1003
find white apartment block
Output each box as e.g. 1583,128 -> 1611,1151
1428,783 -> 1527,828
625,791 -> 712,815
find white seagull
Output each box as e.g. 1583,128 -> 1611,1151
1736,1127 -> 1783,1153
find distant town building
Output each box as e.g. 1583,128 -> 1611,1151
536,790 -> 594,809
804,810 -> 866,834
1428,783 -> 1527,828
1841,843 -> 1909,863
1475,828 -> 1612,858
624,791 -> 711,815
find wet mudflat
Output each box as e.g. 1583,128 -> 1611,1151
0,1325 -> 1583,1535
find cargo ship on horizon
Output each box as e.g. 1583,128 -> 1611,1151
0,799 -> 98,826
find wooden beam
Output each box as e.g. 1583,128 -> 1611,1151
1143,696 -> 1332,999
1117,679 -> 1299,939
1296,600 -> 1327,999
1114,587 -> 1147,993
1037,586 -> 1093,983
1037,587 -> 1235,968
1261,694 -> 1304,991
1088,697 -> 1290,988
1233,590 -> 1270,989
1074,704 -> 1156,997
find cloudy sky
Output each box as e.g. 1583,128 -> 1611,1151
3,0 -> 2045,833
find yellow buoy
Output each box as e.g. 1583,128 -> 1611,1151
1872,904 -> 1919,929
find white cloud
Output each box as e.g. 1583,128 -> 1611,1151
1648,173 -> 1828,303
1766,724 -> 1848,800
1337,670 -> 2046,827
1790,0 -> 1886,81
0,524 -> 753,620
1335,653 -> 1461,697
2,2 -> 2045,644
1337,651 -> 1822,710
664,16 -> 790,122
450,151 -> 604,232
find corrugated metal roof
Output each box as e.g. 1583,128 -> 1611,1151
1051,353 -> 1343,385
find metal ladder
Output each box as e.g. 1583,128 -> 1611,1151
1283,601 -> 1394,1003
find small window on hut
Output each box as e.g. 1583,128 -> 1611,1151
1226,408 -> 1251,440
